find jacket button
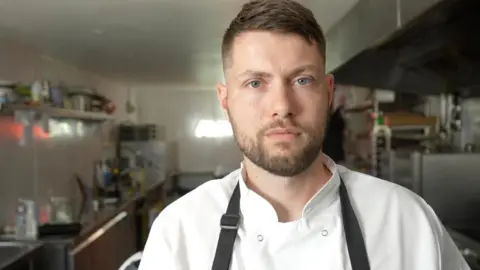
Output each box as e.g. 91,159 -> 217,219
257,234 -> 264,242
321,229 -> 329,236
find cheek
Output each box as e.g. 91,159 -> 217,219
228,98 -> 258,129
229,93 -> 262,118
230,108 -> 266,141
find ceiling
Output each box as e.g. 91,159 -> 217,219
0,0 -> 359,88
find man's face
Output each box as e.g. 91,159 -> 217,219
217,31 -> 334,177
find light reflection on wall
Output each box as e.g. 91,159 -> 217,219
194,119 -> 233,138
0,117 -> 95,141
48,119 -> 85,138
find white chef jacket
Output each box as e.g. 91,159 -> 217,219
139,157 -> 470,270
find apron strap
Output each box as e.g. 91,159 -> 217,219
211,183 -> 241,270
339,179 -> 371,270
211,177 -> 370,270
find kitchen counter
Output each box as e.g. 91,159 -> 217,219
40,178 -> 165,246
0,241 -> 43,270
1,178 -> 167,270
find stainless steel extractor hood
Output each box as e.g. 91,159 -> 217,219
327,0 -> 480,96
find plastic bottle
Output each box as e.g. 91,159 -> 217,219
15,199 -> 37,240
15,200 -> 27,239
31,80 -> 42,105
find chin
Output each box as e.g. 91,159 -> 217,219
269,142 -> 304,153
268,150 -> 303,161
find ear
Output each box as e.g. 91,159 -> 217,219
325,74 -> 335,108
216,83 -> 228,112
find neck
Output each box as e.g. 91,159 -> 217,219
243,155 -> 332,223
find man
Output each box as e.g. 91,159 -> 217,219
139,1 -> 469,269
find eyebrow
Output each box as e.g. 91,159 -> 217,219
290,64 -> 319,75
236,70 -> 272,80
236,64 -> 320,80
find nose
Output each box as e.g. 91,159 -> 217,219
268,82 -> 295,119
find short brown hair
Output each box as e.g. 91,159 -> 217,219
221,0 -> 327,68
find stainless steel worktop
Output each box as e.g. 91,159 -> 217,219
448,228 -> 480,270
0,241 -> 43,270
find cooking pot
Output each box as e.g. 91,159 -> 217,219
69,93 -> 92,111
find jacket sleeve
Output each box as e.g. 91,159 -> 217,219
423,203 -> 471,270
438,225 -> 471,270
138,211 -> 182,270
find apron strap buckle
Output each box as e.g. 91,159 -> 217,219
220,214 -> 240,230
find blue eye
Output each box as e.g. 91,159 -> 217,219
295,77 -> 313,86
248,80 -> 262,88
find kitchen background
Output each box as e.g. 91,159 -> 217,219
1,0 -> 480,269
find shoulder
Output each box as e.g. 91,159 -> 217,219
338,165 -> 443,237
337,166 -> 468,268
337,165 -> 443,232
152,169 -> 240,230
337,165 -> 427,209
139,171 -> 240,269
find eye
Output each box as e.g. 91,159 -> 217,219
295,77 -> 313,86
247,80 -> 262,88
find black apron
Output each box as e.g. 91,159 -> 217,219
211,177 -> 370,270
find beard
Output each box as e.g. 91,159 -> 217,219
229,115 -> 326,177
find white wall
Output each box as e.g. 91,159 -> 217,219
137,88 -> 242,172
0,38 -> 136,122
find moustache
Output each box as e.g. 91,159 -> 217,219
260,120 -> 304,135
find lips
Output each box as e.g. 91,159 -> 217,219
265,127 -> 301,136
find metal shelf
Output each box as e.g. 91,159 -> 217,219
392,134 -> 436,141
2,104 -> 115,122
390,125 -> 432,131
344,102 -> 373,113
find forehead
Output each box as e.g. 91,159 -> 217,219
228,31 -> 325,75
